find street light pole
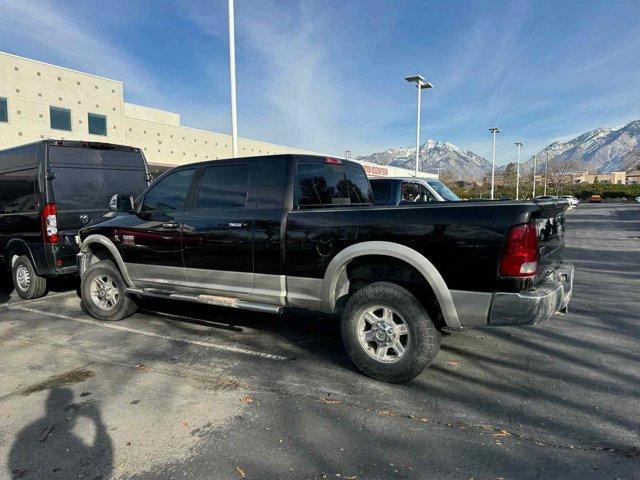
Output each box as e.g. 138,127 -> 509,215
532,155 -> 537,198
228,0 -> 238,158
489,128 -> 501,199
544,154 -> 549,195
405,75 -> 433,177
515,142 -> 523,200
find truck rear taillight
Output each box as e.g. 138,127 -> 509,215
499,223 -> 538,277
325,157 -> 342,165
42,203 -> 59,244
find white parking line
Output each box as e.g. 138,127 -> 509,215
0,290 -> 77,309
9,305 -> 288,361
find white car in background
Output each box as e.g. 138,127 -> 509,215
635,196 -> 640,204
559,195 -> 580,207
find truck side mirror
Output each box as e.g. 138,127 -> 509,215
109,194 -> 134,212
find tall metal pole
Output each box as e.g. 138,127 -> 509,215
544,157 -> 548,195
415,84 -> 421,177
532,155 -> 537,198
515,142 -> 523,200
228,0 -> 238,158
489,128 -> 500,200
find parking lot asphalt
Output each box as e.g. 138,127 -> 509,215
1,203 -> 639,480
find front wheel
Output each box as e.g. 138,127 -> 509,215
81,260 -> 138,321
341,282 -> 441,383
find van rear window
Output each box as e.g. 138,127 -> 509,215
49,146 -> 101,166
53,167 -> 107,210
53,167 -> 147,211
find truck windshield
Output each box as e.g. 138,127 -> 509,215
426,180 -> 460,201
295,162 -> 374,208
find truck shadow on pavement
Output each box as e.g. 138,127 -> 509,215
8,387 -> 113,480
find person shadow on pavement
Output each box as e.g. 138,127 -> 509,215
8,387 -> 113,479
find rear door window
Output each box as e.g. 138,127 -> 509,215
295,162 -> 373,208
141,169 -> 196,212
196,165 -> 248,209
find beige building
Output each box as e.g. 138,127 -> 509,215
0,50 -> 436,180
626,170 -> 640,184
572,171 -> 626,185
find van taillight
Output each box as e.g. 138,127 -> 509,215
499,223 -> 538,277
42,203 -> 59,244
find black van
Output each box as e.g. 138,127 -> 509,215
0,140 -> 150,299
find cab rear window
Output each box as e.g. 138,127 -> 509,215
295,163 -> 373,209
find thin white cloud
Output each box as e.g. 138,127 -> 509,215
0,0 -> 162,105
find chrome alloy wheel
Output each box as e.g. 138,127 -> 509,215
356,306 -> 410,364
15,265 -> 31,291
90,275 -> 120,311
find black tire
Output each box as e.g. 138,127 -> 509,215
12,255 -> 47,300
341,282 -> 441,383
80,260 -> 137,321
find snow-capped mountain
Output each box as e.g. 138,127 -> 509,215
526,120 -> 640,173
357,139 -> 491,181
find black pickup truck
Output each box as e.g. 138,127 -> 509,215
77,154 -> 573,383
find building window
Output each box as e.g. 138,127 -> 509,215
50,106 -> 71,131
88,113 -> 107,135
1,98 -> 9,122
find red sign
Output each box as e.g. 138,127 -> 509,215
362,164 -> 389,176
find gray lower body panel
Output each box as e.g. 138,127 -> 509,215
285,276 -> 323,310
124,263 -> 300,308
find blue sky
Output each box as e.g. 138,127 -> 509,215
2,0 -> 640,164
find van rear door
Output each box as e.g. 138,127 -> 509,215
48,145 -> 148,232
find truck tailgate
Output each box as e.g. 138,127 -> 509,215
531,200 -> 569,283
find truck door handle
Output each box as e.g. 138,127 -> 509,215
228,222 -> 248,228
162,222 -> 180,229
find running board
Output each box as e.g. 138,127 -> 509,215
126,288 -> 284,314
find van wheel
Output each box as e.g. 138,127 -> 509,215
341,282 -> 441,383
12,255 -> 47,300
81,260 -> 137,321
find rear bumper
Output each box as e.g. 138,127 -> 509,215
488,263 -> 574,325
451,263 -> 574,327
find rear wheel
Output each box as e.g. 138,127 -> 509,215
81,260 -> 137,321
341,282 -> 441,383
12,255 -> 47,300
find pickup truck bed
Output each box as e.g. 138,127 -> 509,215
77,154 -> 573,382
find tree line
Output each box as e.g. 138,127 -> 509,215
441,159 -> 640,200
